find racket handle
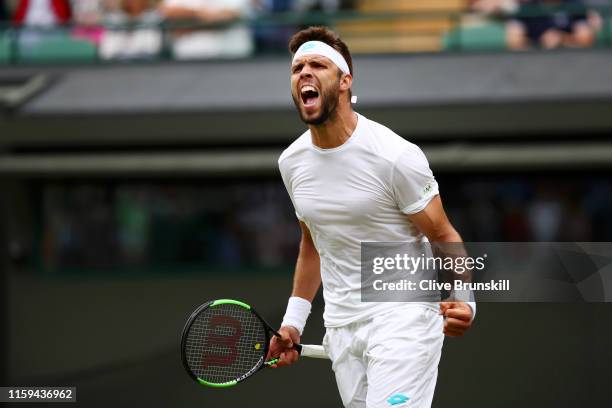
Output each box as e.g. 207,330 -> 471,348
295,344 -> 329,359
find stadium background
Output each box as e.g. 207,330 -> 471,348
1,0 -> 612,407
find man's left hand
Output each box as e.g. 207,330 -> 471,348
439,301 -> 473,337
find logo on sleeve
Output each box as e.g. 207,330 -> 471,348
423,183 -> 432,194
387,393 -> 409,406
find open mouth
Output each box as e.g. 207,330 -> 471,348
300,85 -> 320,107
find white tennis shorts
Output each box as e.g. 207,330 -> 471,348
323,304 -> 444,408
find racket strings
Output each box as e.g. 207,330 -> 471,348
184,304 -> 267,384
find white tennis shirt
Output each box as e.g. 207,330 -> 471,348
279,113 -> 440,327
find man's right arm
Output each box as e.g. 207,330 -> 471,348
269,221 -> 321,367
291,221 -> 322,302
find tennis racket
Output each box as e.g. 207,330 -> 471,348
181,298 -> 328,388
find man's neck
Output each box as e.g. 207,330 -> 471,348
309,105 -> 358,149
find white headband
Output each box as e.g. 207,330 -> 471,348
292,41 -> 351,75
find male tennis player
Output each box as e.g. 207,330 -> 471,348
270,27 -> 475,408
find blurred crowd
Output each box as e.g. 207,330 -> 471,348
37,181 -> 301,272
0,0 -> 609,61
471,0 -> 611,50
0,0 -> 354,60
20,176 -> 611,274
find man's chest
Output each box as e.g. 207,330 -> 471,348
290,164 -> 397,225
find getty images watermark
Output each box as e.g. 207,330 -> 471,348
361,242 -> 612,302
371,251 -> 510,291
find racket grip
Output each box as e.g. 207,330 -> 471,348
295,344 -> 329,359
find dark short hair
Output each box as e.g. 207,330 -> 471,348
289,26 -> 353,76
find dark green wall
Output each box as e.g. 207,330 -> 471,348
7,273 -> 611,407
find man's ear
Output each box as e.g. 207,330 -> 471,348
339,73 -> 352,92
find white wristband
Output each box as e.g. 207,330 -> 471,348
281,296 -> 311,336
467,301 -> 477,321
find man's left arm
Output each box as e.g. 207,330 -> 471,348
408,194 -> 475,337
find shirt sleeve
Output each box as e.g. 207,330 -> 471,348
391,144 -> 439,215
468,301 -> 476,320
279,159 -> 304,222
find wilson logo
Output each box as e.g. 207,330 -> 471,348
202,316 -> 242,369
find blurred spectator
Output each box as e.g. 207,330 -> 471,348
116,187 -> 150,264
502,205 -> 531,240
498,181 -> 531,241
71,0 -> 106,45
562,199 -> 591,241
12,0 -> 72,50
100,0 -> 162,59
252,0 -> 294,53
582,0 -> 611,33
293,0 -> 355,13
289,1 -> 357,43
506,0 -> 596,49
159,0 -> 253,59
584,181 -> 612,240
12,0 -> 72,26
528,185 -> 562,240
1,1 -> 8,22
471,0 -> 519,15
